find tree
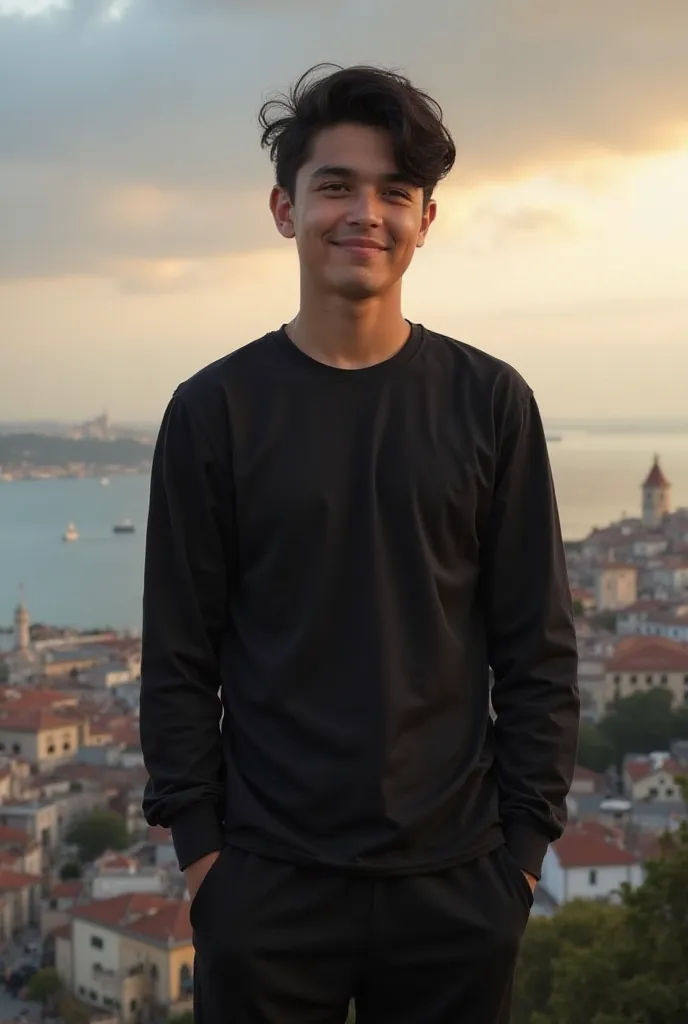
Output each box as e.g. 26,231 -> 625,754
27,968 -> 63,1005
168,1013 -> 194,1024
512,822 -> 688,1024
56,991 -> 92,1024
576,721 -> 615,774
599,688 -> 676,768
66,809 -> 129,862
59,861 -> 82,880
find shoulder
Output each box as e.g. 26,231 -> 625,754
420,327 -> 533,424
173,331 -> 280,413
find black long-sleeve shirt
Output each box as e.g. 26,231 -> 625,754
140,324 -> 579,879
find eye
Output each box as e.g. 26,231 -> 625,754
385,188 -> 412,201
318,182 -> 349,193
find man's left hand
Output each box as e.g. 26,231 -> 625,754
522,870 -> 537,893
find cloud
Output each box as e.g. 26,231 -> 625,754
1,0 -> 687,279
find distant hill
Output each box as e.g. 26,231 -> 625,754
0,433 -> 154,471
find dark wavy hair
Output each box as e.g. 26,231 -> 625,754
258,63 -> 456,206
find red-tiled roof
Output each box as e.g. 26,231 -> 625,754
573,765 -> 600,781
0,869 -> 41,891
554,832 -> 639,869
0,688 -> 77,710
73,893 -> 169,927
50,880 -> 83,900
643,456 -> 670,490
625,757 -> 683,784
124,900 -> 191,945
0,709 -> 81,733
49,922 -> 72,940
607,636 -> 688,672
96,853 -> 137,871
0,825 -> 34,846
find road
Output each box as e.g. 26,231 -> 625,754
0,987 -> 40,1023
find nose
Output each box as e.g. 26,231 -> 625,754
345,188 -> 383,228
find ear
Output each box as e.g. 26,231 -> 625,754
270,186 -> 296,240
415,199 -> 437,249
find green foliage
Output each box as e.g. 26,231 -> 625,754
56,991 -> 92,1024
59,860 -> 82,880
66,809 -> 129,862
168,1013 -> 194,1024
577,688 -> 688,774
600,688 -> 676,767
513,823 -> 688,1024
576,721 -> 615,773
27,968 -> 63,1005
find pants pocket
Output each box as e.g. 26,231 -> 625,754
497,844 -> 534,910
190,846 -> 227,931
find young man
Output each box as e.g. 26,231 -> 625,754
140,64 -> 579,1024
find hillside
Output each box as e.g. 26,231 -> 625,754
0,433 -> 154,472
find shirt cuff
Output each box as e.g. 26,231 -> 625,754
503,821 -> 550,880
170,802 -> 224,871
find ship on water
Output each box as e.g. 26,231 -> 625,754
113,518 -> 135,535
63,522 -> 79,542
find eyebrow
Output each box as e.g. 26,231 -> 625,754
310,165 -> 411,185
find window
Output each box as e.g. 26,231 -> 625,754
130,1000 -> 138,1013
89,991 -> 98,1002
660,675 -> 668,684
645,674 -> 653,684
47,745 -> 55,754
666,788 -> 674,798
78,986 -> 85,996
588,869 -> 598,886
11,743 -> 20,754
179,963 -> 193,996
630,675 -> 637,684
613,674 -> 621,684
62,741 -> 71,751
649,787 -> 658,798
90,935 -> 103,949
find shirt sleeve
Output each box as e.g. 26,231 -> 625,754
139,388 -> 233,870
482,388 -> 580,879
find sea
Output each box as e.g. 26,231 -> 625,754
1,428 -> 687,634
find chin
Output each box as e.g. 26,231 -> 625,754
330,273 -> 386,301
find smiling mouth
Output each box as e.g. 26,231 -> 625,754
332,240 -> 388,256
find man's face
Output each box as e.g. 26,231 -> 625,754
270,123 -> 436,301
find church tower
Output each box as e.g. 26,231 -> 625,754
13,587 -> 30,653
641,455 -> 670,527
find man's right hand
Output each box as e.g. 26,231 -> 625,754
185,850 -> 221,902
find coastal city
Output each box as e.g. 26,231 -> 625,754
0,452 -> 686,1023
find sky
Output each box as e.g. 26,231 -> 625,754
1,0 -> 687,423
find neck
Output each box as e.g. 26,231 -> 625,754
287,282 -> 410,370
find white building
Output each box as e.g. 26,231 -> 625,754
623,753 -> 685,803
542,828 -> 643,905
88,852 -> 165,900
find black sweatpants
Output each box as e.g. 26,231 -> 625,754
191,843 -> 533,1024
